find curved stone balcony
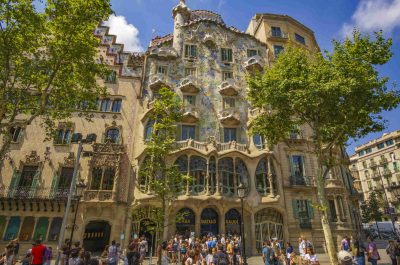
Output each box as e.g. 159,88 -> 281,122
182,105 -> 199,123
149,73 -> 172,92
244,55 -> 264,71
218,108 -> 241,126
218,79 -> 239,96
178,76 -> 200,93
148,46 -> 178,60
174,139 -> 249,154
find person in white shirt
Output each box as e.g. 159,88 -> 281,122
298,237 -> 306,257
303,248 -> 320,265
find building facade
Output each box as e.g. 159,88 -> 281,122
0,26 -> 143,253
350,130 -> 400,219
130,0 -> 359,255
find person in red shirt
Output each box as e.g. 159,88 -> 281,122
31,240 -> 46,265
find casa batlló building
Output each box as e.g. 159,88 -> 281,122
0,0 -> 360,255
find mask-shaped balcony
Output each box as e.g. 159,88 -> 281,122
218,79 -> 239,96
244,55 -> 264,72
182,105 -> 199,123
178,76 -> 200,93
218,108 -> 241,126
203,33 -> 216,47
148,46 -> 178,60
149,73 -> 172,92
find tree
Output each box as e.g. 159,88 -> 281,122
360,191 -> 384,238
0,0 -> 113,160
247,30 -> 400,265
138,87 -> 188,247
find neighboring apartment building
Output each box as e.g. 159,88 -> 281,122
130,0 -> 359,254
350,130 -> 400,219
0,26 -> 143,253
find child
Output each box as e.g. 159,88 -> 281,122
21,253 -> 32,265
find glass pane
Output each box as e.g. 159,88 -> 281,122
91,168 -> 102,190
20,166 -> 38,187
102,168 -> 115,190
182,125 -> 195,140
59,167 -> 74,188
224,128 -> 236,142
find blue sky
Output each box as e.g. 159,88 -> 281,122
107,0 -> 400,154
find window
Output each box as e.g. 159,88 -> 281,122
58,167 -> 73,189
358,150 -> 365,156
184,44 -> 197,58
292,199 -> 313,221
105,70 -> 117,83
184,68 -> 196,77
256,158 -> 276,196
111,99 -> 122,113
54,127 -> 72,145
222,71 -> 233,81
290,155 -> 305,179
253,134 -> 264,150
105,128 -> 120,143
224,128 -> 237,142
183,95 -> 195,106
221,48 -> 233,62
144,120 -> 154,141
247,49 -> 258,57
377,142 -> 385,149
223,97 -> 235,109
271,26 -> 282,37
19,166 -> 39,187
90,167 -> 115,190
273,45 -> 284,57
362,161 -> 367,169
393,162 -> 399,172
386,139 -> 394,146
100,98 -> 112,112
328,200 -> 337,222
181,125 -> 195,140
9,127 -> 22,143
295,33 -> 306,45
366,147 -> 372,154
157,65 -> 167,75
364,170 -> 370,179
367,181 -> 372,189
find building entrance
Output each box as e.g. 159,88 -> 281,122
200,208 -> 218,236
139,219 -> 157,256
225,208 -> 241,236
254,208 -> 283,252
83,221 -> 111,253
176,208 -> 195,237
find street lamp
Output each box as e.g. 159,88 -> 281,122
68,181 -> 87,245
237,183 -> 247,265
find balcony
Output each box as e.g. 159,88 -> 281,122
149,74 -> 172,92
148,46 -> 178,60
174,139 -> 249,154
290,176 -> 315,187
218,108 -> 241,126
0,186 -> 69,201
218,79 -> 239,96
182,105 -> 199,123
84,190 -> 113,201
202,33 -> 216,47
244,55 -> 264,71
369,161 -> 377,168
178,76 -> 200,93
217,141 -> 249,153
267,30 -> 288,40
380,157 -> 389,165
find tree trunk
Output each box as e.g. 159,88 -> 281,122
0,135 -> 12,162
316,169 -> 339,265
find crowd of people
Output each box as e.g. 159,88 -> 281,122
2,234 -> 400,265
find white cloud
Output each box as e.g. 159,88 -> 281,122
104,15 -> 144,52
341,0 -> 400,36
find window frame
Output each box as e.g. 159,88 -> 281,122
9,126 -> 23,143
222,71 -> 233,81
105,128 -> 120,143
157,65 -> 168,75
270,26 -> 282,38
184,67 -> 197,77
181,125 -> 196,140
223,97 -> 236,109
111,99 -> 122,113
247,49 -> 258,58
223,127 -> 237,142
54,126 -> 72,145
273,45 -> 284,57
184,44 -> 198,59
221,48 -> 233,63
295,33 -> 306,45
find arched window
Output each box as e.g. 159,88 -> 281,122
105,128 -> 120,143
218,158 -> 234,196
190,156 -> 206,195
144,120 -> 154,141
90,167 -> 115,190
209,157 -> 217,195
175,155 -> 188,195
256,158 -> 277,196
253,134 -> 264,150
235,158 -> 249,192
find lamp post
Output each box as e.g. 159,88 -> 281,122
68,181 -> 87,246
55,133 -> 96,265
237,183 -> 247,265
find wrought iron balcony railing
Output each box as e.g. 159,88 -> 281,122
0,186 -> 69,201
290,176 -> 315,187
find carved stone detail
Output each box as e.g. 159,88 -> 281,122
25,151 -> 40,164
64,152 -> 76,167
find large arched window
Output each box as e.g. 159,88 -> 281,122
175,155 -> 188,195
138,157 -> 151,192
105,128 -> 120,143
144,120 -> 154,141
209,157 -> 217,195
218,158 -> 234,196
235,158 -> 250,192
255,158 -> 277,196
190,156 -> 206,195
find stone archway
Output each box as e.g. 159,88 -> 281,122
200,208 -> 219,236
254,208 -> 284,252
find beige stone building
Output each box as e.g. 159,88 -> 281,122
350,130 -> 400,219
129,1 -> 360,255
0,26 -> 143,253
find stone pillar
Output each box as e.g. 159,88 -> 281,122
124,209 -> 132,247
3,216 -> 10,239
220,206 -> 226,235
45,217 -> 54,243
186,155 -> 190,196
268,157 -> 275,197
206,159 -> 210,195
31,217 -> 39,241
334,196 -> 342,223
215,159 -> 221,196
250,212 -> 256,256
112,165 -> 120,200
233,158 -> 238,196
17,216 -> 24,239
195,210 -> 201,237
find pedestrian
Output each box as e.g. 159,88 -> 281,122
4,243 -> 14,265
262,240 -> 273,265
12,239 -> 20,262
31,240 -> 46,265
43,246 -> 53,265
160,242 -> 170,265
367,236 -> 380,265
139,237 -> 148,265
231,247 -> 242,265
298,237 -> 306,258
304,248 -> 320,265
289,252 -> 300,265
212,246 -> 228,265
285,242 -> 293,265
107,241 -> 118,265
205,249 -> 213,265
353,237 -> 366,265
127,240 -> 140,265
341,236 -> 351,252
69,242 -> 82,265
21,252 -> 31,265
386,240 -> 398,265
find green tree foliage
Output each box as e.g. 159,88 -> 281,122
0,0 -> 113,160
247,30 -> 399,265
138,87 -> 187,243
360,191 -> 383,223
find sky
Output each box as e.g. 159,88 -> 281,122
106,0 -> 400,154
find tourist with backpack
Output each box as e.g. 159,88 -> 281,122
127,241 -> 140,265
262,240 -> 274,265
107,241 -> 118,265
43,247 -> 53,265
212,246 -> 229,265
